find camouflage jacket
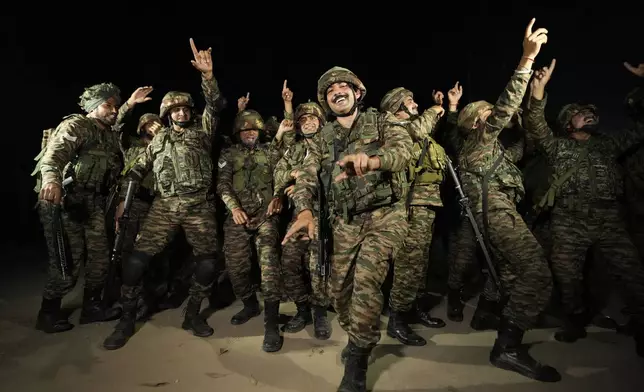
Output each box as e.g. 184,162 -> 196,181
129,75 -> 220,202
525,94 -> 644,205
291,109 -> 412,218
273,137 -> 314,198
458,71 -> 531,213
121,139 -> 155,198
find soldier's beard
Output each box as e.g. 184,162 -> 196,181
242,136 -> 258,147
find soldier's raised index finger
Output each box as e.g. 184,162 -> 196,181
189,38 -> 199,57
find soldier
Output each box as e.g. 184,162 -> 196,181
283,66 -> 412,392
525,58 -> 644,357
103,39 -> 222,350
35,81 -> 152,333
456,19 -> 560,381
217,110 -> 290,352
379,87 -> 447,346
275,101 -> 331,340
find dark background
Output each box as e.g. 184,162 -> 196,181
2,5 -> 640,252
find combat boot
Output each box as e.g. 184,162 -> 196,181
386,311 -> 426,346
415,296 -> 446,328
79,287 -> 122,324
490,319 -> 561,382
470,296 -> 500,331
35,297 -> 74,333
262,301 -> 283,352
283,301 -> 312,333
103,298 -> 137,350
182,296 -> 214,337
313,305 -> 331,340
447,288 -> 465,322
554,310 -> 591,343
230,294 -> 261,325
337,341 -> 371,392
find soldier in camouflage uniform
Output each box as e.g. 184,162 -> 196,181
103,39 -> 222,350
275,101 -> 331,340
379,87 -> 447,346
525,59 -> 644,357
456,20 -> 560,382
283,67 -> 412,392
35,81 -> 152,333
217,110 -> 291,352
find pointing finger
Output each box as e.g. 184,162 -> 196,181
189,38 -> 199,58
525,17 -> 535,37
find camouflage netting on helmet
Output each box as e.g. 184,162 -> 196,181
556,103 -> 598,132
234,109 -> 264,133
78,82 -> 121,113
380,87 -> 413,114
137,113 -> 162,134
294,101 -> 326,125
457,100 -> 493,131
316,66 -> 366,114
160,91 -> 195,118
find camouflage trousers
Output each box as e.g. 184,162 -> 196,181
477,207 -> 552,330
123,196 -> 218,301
224,214 -> 281,303
281,215 -> 329,307
389,206 -> 436,312
549,202 -> 644,322
121,198 -> 152,260
38,191 -> 110,299
330,202 -> 408,349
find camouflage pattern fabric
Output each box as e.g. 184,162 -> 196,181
446,216 -> 478,290
120,198 -> 152,260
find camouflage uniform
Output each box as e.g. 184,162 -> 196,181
379,88 -> 446,346
274,102 -> 331,339
458,69 -> 558,381
34,83 -> 131,333
525,94 -> 644,353
104,74 -> 222,350
291,67 -> 412,391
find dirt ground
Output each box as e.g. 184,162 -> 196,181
1,249 -> 643,392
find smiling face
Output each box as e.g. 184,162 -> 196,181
326,82 -> 361,115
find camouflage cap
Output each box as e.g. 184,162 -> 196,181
457,100 -> 494,130
294,101 -> 326,126
317,66 -> 366,114
78,82 -> 121,113
160,91 -> 194,118
234,109 -> 264,133
380,87 -> 413,114
137,113 -> 162,135
556,103 -> 598,131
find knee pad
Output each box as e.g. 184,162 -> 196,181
194,255 -> 217,285
122,250 -> 152,286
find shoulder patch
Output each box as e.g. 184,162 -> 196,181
218,158 -> 227,168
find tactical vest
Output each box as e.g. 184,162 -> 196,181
122,145 -> 156,192
408,136 -> 446,185
149,127 -> 214,197
319,109 -> 401,220
231,144 -> 274,214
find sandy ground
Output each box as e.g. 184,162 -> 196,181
1,248 -> 643,391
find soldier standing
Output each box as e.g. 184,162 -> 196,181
283,67 -> 412,392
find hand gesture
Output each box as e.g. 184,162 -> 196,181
522,18 -> 548,59
531,59 -> 557,91
238,92 -> 250,112
282,209 -> 315,244
432,90 -> 444,106
334,153 -> 378,182
127,86 -> 154,106
282,80 -> 293,102
447,82 -> 463,105
624,62 -> 644,78
189,38 -> 212,75
267,197 -> 283,216
277,119 -> 294,134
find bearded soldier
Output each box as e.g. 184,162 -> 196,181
283,67 -> 412,392
275,101 -> 331,340
35,81 -> 152,333
103,39 -> 222,350
456,19 -> 560,382
217,110 -> 291,352
379,87 -> 447,346
525,59 -> 644,357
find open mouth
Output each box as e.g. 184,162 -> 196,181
333,95 -> 348,104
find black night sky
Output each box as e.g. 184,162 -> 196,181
2,5 -> 640,249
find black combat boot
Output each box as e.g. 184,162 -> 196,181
415,296 -> 446,328
262,301 -> 283,352
554,310 -> 591,343
490,319 -> 561,382
182,296 -> 214,337
35,297 -> 74,333
79,287 -> 122,324
283,301 -> 313,333
313,305 -> 331,340
103,298 -> 137,350
230,294 -> 261,325
387,311 -> 427,346
447,288 -> 465,322
338,341 -> 371,392
470,296 -> 500,331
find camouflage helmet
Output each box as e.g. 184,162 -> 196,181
457,100 -> 494,130
294,101 -> 326,126
160,91 -> 194,118
137,113 -> 162,135
380,87 -> 413,114
234,109 -> 264,133
317,66 -> 366,114
556,103 -> 598,131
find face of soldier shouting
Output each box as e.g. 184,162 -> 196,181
90,96 -> 119,126
326,82 -> 362,115
239,130 -> 259,146
297,114 -> 320,135
569,108 -> 599,131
